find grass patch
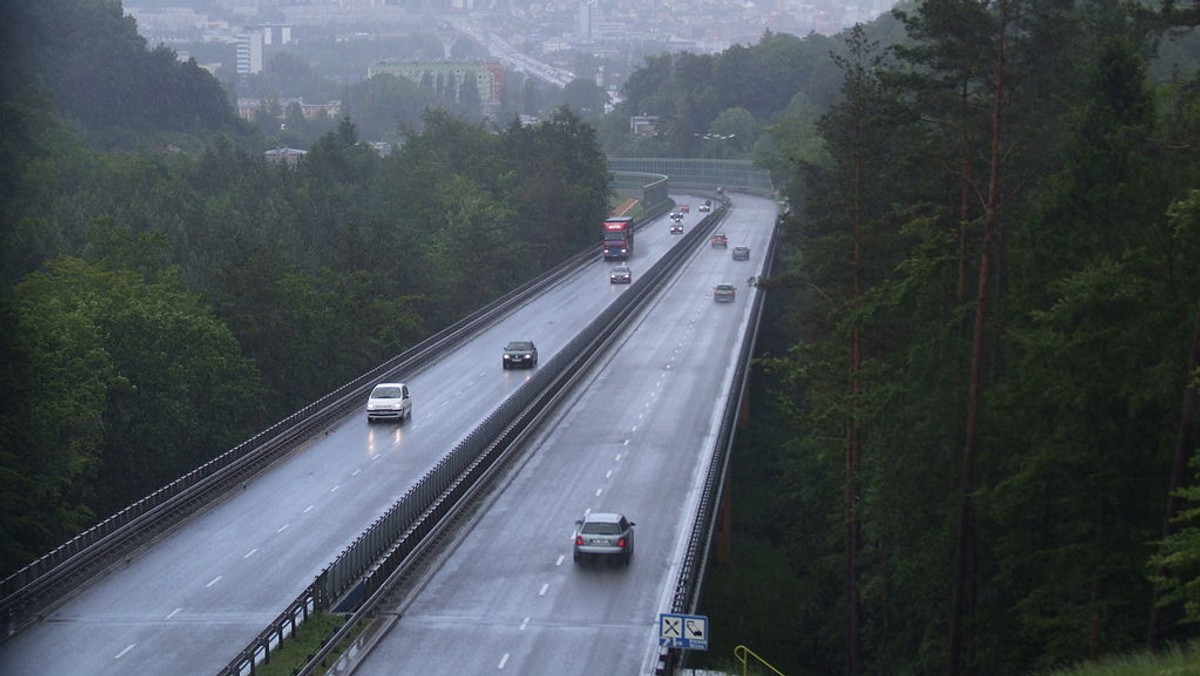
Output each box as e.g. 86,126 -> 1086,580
610,196 -> 641,218
690,536 -> 813,674
253,611 -> 348,676
1043,640 -> 1200,676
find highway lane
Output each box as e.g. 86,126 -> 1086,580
354,195 -> 776,675
0,201 -> 705,676
451,19 -> 575,87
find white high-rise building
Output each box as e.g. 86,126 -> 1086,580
576,0 -> 597,39
260,24 -> 292,46
236,30 -> 263,75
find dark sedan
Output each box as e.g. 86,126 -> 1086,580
502,340 -> 538,369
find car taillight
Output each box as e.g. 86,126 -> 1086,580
617,537 -> 626,548
575,535 -> 584,546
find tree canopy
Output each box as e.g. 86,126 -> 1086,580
0,5 -> 612,577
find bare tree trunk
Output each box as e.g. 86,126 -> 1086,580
1148,295 -> 1200,649
845,131 -> 865,676
949,14 -> 1009,675
957,80 -> 973,310
845,371 -> 862,676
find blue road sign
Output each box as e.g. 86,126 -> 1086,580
658,612 -> 709,650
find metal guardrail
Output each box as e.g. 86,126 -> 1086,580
221,207 -> 732,676
656,202 -> 780,675
0,205 -> 667,637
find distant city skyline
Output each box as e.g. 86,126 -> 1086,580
129,0 -> 894,47
125,0 -> 894,96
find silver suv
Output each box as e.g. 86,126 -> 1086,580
366,382 -> 412,423
573,512 -> 635,565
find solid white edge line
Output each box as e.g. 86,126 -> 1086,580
113,644 -> 135,660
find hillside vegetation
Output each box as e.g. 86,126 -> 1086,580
635,4 -> 1200,676
0,0 -> 609,577
4,1 -> 1200,674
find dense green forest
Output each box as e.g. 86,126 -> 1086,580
679,5 -> 1200,676
5,0 -> 1200,674
585,5 -> 1200,671
0,0 -> 609,579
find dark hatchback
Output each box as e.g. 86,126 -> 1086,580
502,340 -> 538,369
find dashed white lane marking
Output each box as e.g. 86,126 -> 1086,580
166,608 -> 182,620
555,555 -> 565,566
539,583 -> 549,597
498,653 -> 510,669
304,505 -> 314,513
206,576 -> 222,588
606,470 -> 613,479
622,439 -> 630,446
351,469 -> 361,477
243,548 -> 258,559
330,484 -> 340,493
114,644 -> 135,660
631,425 -> 638,432
520,617 -> 530,631
615,454 -> 622,461
276,524 -> 289,534
595,488 -> 603,497
370,453 -> 381,461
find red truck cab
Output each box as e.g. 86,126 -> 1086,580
603,217 -> 635,261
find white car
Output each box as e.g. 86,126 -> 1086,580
713,283 -> 736,302
609,265 -> 632,284
366,382 -> 412,423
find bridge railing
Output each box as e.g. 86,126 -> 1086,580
221,206 -> 732,676
656,201 -> 781,674
0,202 -> 666,637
